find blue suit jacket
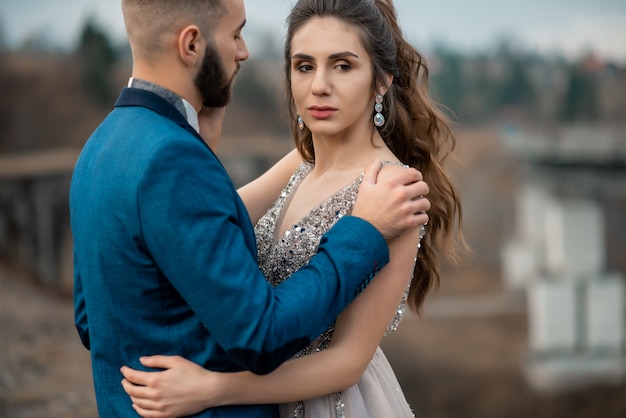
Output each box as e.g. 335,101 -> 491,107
70,87 -> 389,417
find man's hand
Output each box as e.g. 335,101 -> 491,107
352,159 -> 430,240
198,107 -> 226,149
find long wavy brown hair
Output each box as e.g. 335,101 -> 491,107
283,0 -> 465,313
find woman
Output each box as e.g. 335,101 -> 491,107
121,0 -> 463,416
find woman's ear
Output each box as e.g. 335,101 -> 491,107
178,25 -> 202,66
377,74 -> 394,96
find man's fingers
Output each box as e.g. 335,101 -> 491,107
414,187 -> 431,210
375,164 -> 423,186
411,189 -> 431,218
405,180 -> 430,203
399,167 -> 423,185
415,211 -> 429,227
361,158 -> 382,185
401,192 -> 430,229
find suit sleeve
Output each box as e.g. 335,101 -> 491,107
138,139 -> 389,374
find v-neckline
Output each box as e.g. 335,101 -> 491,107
271,163 -> 363,245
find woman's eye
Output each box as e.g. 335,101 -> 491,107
297,64 -> 314,72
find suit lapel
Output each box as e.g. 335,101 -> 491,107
115,87 -> 204,143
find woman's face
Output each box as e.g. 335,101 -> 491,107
290,16 -> 375,138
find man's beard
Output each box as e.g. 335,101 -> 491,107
195,43 -> 238,108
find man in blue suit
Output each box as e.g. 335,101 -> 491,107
70,0 -> 430,416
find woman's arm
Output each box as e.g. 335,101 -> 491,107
237,148 -> 301,225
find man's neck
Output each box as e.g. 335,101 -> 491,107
128,77 -> 200,133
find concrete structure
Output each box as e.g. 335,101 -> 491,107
501,124 -> 626,391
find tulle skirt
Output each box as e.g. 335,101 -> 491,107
279,346 -> 415,418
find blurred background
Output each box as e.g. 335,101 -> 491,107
0,0 -> 625,417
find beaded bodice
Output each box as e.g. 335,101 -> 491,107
254,162 -> 413,356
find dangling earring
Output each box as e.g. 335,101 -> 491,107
374,94 -> 385,127
297,111 -> 304,131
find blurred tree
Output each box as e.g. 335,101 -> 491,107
559,65 -> 600,122
76,18 -> 117,106
456,54 -> 503,121
494,46 -> 535,110
430,45 -> 464,119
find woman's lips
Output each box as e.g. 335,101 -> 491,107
309,107 -> 337,119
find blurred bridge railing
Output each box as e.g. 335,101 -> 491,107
0,149 -> 80,293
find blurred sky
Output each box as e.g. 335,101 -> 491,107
1,0 -> 625,62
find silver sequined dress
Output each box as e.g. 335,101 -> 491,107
255,162 -> 420,418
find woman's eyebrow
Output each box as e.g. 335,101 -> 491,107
328,51 -> 359,60
291,51 -> 359,60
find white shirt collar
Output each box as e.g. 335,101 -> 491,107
181,98 -> 200,134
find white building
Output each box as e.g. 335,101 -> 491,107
501,124 -> 626,391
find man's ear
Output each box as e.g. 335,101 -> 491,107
178,25 -> 202,66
